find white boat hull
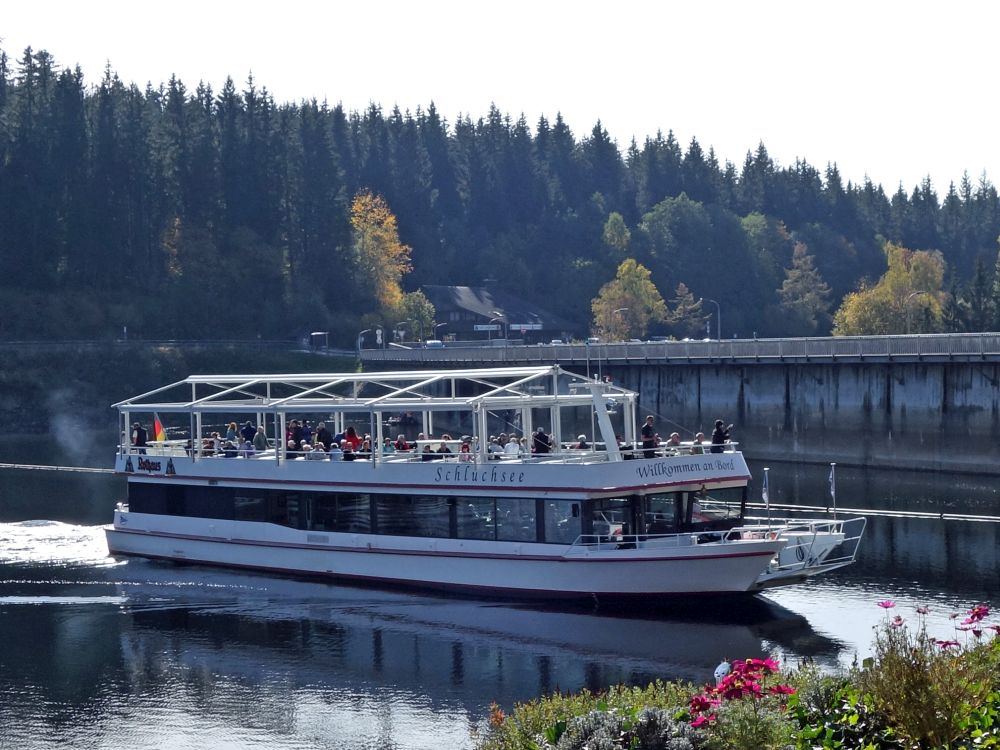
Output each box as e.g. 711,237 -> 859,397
105,511 -> 784,598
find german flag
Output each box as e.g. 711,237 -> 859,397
153,413 -> 167,442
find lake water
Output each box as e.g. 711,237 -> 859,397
1,443 -> 998,749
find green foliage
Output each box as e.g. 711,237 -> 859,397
477,681 -> 695,750
591,259 -> 668,339
779,243 -> 832,335
833,241 -> 946,335
2,44 -> 1000,342
859,616 -> 996,747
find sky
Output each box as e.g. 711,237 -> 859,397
2,0 -> 996,193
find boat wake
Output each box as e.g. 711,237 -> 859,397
0,520 -> 118,567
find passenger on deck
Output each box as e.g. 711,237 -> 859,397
421,444 -> 435,461
665,433 -> 682,454
226,422 -> 238,443
382,438 -> 395,454
504,438 -> 521,456
302,421 -> 314,445
394,434 -> 410,451
532,427 -> 552,454
253,425 -> 269,452
573,434 -> 589,449
305,442 -> 327,460
344,426 -> 361,450
641,415 -> 657,458
328,441 -> 344,461
459,443 -> 473,462
358,439 -> 372,458
711,420 -> 731,453
222,440 -> 238,458
342,444 -> 357,461
691,432 -> 706,454
286,438 -> 300,458
240,440 -> 254,458
131,422 -> 148,454
316,422 -> 333,450
436,439 -> 452,456
240,421 -> 256,445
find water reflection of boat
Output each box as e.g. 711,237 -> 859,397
113,561 -> 843,697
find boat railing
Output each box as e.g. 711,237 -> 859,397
120,441 -> 740,465
740,516 -> 867,575
565,530 -> 735,554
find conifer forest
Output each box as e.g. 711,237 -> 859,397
1,47 -> 999,344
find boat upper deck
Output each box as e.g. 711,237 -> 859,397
114,365 -> 750,493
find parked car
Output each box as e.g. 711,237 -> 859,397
424,339 -> 444,348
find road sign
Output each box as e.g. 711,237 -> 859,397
474,324 -> 501,331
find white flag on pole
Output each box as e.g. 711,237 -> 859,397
762,470 -> 769,505
829,465 -> 836,502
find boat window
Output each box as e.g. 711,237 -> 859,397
543,501 -> 581,544
311,493 -> 372,533
495,498 -> 536,542
375,495 -> 450,538
235,494 -> 268,522
456,497 -> 496,540
589,497 -> 632,537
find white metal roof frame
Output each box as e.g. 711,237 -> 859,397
112,365 -> 635,415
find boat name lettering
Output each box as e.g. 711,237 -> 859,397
635,457 -> 735,479
137,458 -> 162,472
434,465 -> 526,485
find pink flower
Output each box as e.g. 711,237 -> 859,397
877,600 -> 895,609
915,606 -> 929,615
935,639 -> 960,649
689,694 -> 714,713
890,615 -> 905,628
769,684 -> 796,695
965,605 -> 989,623
988,625 -> 1000,634
972,629 -> 983,638
690,714 -> 715,728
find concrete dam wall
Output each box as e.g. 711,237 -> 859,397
607,361 -> 1000,474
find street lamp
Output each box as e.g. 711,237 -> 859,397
905,290 -> 931,335
488,317 -> 504,341
395,321 -> 409,342
706,299 -> 721,340
434,322 -> 448,339
612,308 -> 629,340
490,310 -> 508,339
356,328 -> 371,354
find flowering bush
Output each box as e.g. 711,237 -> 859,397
683,658 -> 796,749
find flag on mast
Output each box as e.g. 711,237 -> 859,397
153,413 -> 166,442
762,469 -> 769,505
829,464 -> 836,502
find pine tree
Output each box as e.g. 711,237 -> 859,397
778,243 -> 832,335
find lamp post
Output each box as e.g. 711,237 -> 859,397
905,290 -> 931,335
490,310 -> 507,339
706,299 -> 721,340
612,308 -> 629,340
488,317 -> 504,341
395,321 -> 409,342
434,322 -> 448,339
356,328 -> 371,355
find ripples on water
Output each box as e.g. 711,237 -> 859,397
2,466 -> 1000,750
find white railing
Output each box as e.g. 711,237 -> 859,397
360,333 -> 1000,365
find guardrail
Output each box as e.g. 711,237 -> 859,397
360,333 -> 1000,365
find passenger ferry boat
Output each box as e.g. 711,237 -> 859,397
105,365 -> 864,600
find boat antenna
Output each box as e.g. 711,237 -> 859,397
763,467 -> 771,529
829,462 -> 837,519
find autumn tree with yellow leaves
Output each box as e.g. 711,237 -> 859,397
833,242 -> 946,335
351,191 -> 412,313
591,259 -> 668,340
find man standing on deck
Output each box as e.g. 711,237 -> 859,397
640,415 -> 656,458
131,422 -> 148,454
